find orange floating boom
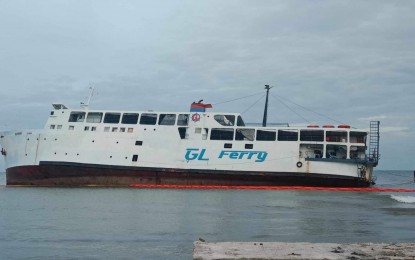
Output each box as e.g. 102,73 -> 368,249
129,184 -> 415,192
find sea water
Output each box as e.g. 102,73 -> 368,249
0,171 -> 414,259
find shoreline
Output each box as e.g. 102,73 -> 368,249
193,241 -> 415,259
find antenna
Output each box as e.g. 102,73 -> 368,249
262,85 -> 273,127
80,86 -> 95,109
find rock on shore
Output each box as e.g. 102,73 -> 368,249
193,241 -> 415,260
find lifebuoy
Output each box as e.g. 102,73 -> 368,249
296,161 -> 302,168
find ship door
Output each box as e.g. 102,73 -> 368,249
25,133 -> 41,165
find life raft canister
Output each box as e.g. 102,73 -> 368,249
338,125 -> 351,129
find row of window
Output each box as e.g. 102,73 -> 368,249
67,111 -> 246,127
206,129 -> 366,142
50,124 -> 135,133
68,112 -> 190,126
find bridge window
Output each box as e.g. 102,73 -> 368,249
278,130 -> 298,141
104,113 -> 121,124
235,129 -> 255,141
210,128 -> 234,140
69,112 -> 86,122
214,115 -> 235,126
300,130 -> 324,141
122,113 -> 139,124
86,112 -> 103,123
159,114 -> 176,125
237,116 -> 245,126
256,130 -> 276,141
177,114 -> 189,126
140,113 -> 157,125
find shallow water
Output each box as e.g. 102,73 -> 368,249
0,171 -> 414,259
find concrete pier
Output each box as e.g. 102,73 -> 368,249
193,241 -> 415,260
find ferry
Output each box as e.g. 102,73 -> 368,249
0,87 -> 380,187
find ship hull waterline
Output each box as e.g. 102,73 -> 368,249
5,162 -> 371,187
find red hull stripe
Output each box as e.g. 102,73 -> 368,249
129,184 -> 415,192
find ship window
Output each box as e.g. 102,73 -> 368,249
112,127 -> 118,132
300,130 -> 324,142
177,114 -> 189,126
86,112 -> 103,123
214,115 -> 235,126
69,112 -> 86,122
326,131 -> 348,142
120,127 -> 125,132
104,127 -> 110,132
236,116 -> 245,126
350,132 -> 366,143
57,125 -> 62,130
104,113 -> 121,124
350,146 -> 365,159
84,126 -> 89,131
140,113 -> 157,125
326,145 -> 347,159
135,141 -> 143,146
132,155 -> 138,162
121,113 -> 139,124
245,144 -> 253,149
159,114 -> 176,125
278,130 -> 298,141
69,126 -> 74,130
91,127 -> 97,131
128,128 -> 134,133
50,125 -> 55,129
224,143 -> 232,148
256,130 -> 276,141
50,111 -> 54,115
210,128 -> 234,140
202,128 -> 209,140
235,129 -> 255,141
178,127 -> 187,139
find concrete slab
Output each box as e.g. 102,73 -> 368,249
193,241 -> 415,260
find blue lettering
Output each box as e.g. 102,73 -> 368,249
238,151 -> 249,159
185,148 -> 199,161
187,149 -> 267,162
229,152 -> 239,159
217,150 -> 268,163
198,148 -> 209,161
185,148 -> 209,161
256,152 -> 267,162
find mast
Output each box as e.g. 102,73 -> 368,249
262,85 -> 272,127
80,86 -> 95,110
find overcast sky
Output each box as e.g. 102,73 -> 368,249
0,0 -> 414,170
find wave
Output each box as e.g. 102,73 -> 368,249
390,195 -> 415,204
